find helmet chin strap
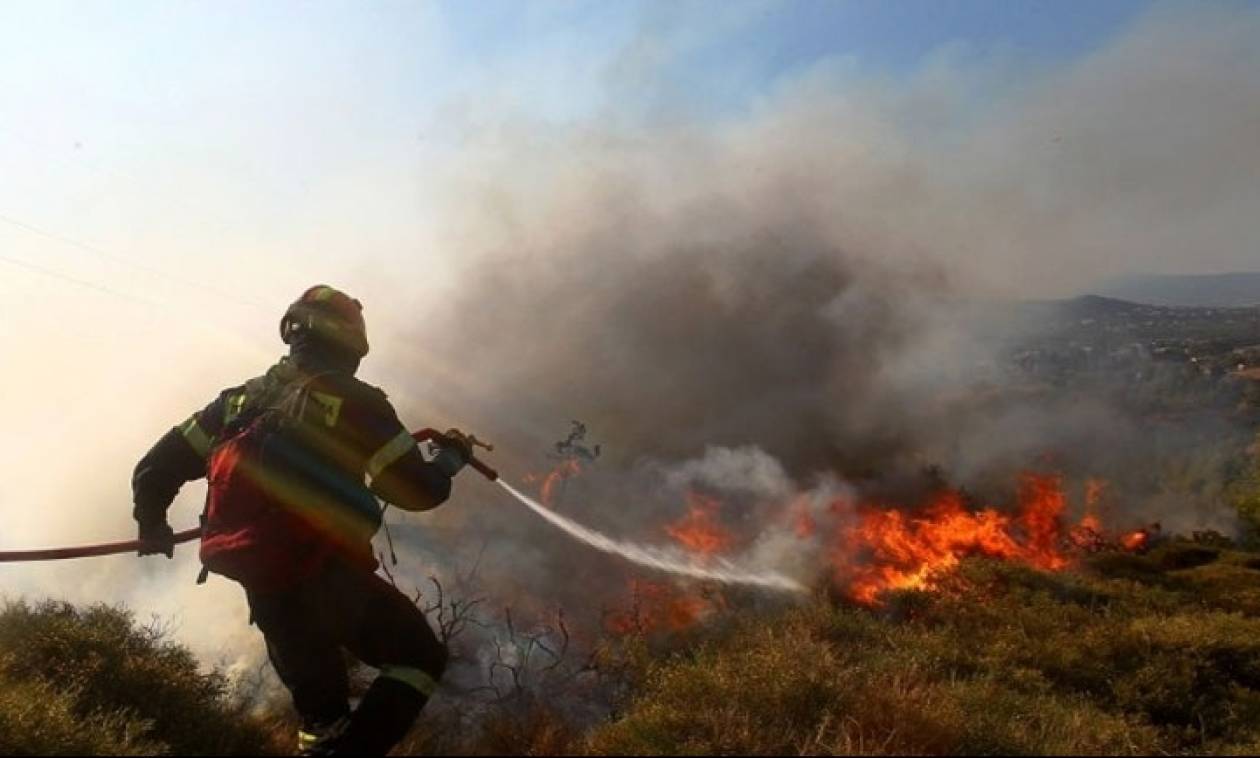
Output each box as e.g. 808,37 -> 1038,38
288,331 -> 362,375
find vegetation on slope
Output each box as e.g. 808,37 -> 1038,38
5,437 -> 1260,757
1228,446 -> 1260,548
587,542 -> 1260,756
0,600 -> 276,756
2,541 -> 1258,756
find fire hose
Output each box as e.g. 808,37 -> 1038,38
0,527 -> 204,563
0,428 -> 497,563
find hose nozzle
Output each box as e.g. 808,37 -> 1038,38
411,427 -> 499,481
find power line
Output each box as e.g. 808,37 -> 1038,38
0,210 -> 270,312
0,123 -> 276,311
0,252 -> 157,307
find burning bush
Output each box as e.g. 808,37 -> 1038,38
829,474 -> 1073,605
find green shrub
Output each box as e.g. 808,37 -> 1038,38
1227,437 -> 1260,548
0,674 -> 160,756
0,600 -> 276,755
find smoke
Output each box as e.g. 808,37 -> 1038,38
377,2 -> 1259,613
0,293 -> 272,670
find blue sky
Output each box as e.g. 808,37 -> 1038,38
0,0 -> 1231,378
0,1 -> 1156,143
422,1 -> 1155,122
0,0 -> 1235,329
0,1 -> 1160,285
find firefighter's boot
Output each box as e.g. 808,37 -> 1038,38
314,676 -> 429,756
296,715 -> 349,756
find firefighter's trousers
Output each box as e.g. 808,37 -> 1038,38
246,557 -> 448,754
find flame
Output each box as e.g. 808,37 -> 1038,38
664,491 -> 733,556
1068,513 -> 1106,552
1121,529 -> 1150,552
524,458 -> 583,507
605,580 -> 718,636
527,450 -> 1153,618
832,473 -> 1074,606
781,495 -> 818,539
794,505 -> 817,539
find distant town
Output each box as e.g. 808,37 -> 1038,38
1008,294 -> 1260,413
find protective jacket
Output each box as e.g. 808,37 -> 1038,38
132,354 -> 451,586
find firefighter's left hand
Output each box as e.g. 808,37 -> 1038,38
137,520 -> 175,558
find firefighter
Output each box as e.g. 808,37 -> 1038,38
131,285 -> 469,755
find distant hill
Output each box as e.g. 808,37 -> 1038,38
1095,273 -> 1260,308
986,293 -> 1260,352
1053,294 -> 1145,317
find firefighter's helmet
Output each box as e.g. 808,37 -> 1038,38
280,285 -> 369,358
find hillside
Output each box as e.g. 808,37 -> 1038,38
587,543 -> 1260,756
1095,273 -> 1260,308
6,537 -> 1260,756
0,600 -> 283,755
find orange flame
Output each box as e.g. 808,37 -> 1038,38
601,469 -> 1156,630
832,473 -> 1073,605
524,458 -> 583,508
605,580 -> 717,636
607,492 -> 736,636
1121,529 -> 1150,552
665,491 -> 733,556
792,496 -> 817,539
1068,513 -> 1106,552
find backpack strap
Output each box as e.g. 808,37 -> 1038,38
276,371 -> 334,423
218,367 -> 335,441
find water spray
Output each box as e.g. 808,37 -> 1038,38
495,479 -> 806,593
413,428 -> 804,593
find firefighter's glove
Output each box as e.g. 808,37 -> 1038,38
433,428 -> 472,477
137,519 -> 175,559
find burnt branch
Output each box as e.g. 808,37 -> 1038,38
421,575 -> 487,646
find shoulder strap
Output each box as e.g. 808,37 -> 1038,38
218,366 -> 332,440
275,370 -> 336,423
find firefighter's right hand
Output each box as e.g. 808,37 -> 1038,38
441,428 -> 475,462
431,428 -> 472,477
137,520 -> 175,559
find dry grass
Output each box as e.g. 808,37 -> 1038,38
584,543 -> 1260,756
3,542 -> 1258,755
